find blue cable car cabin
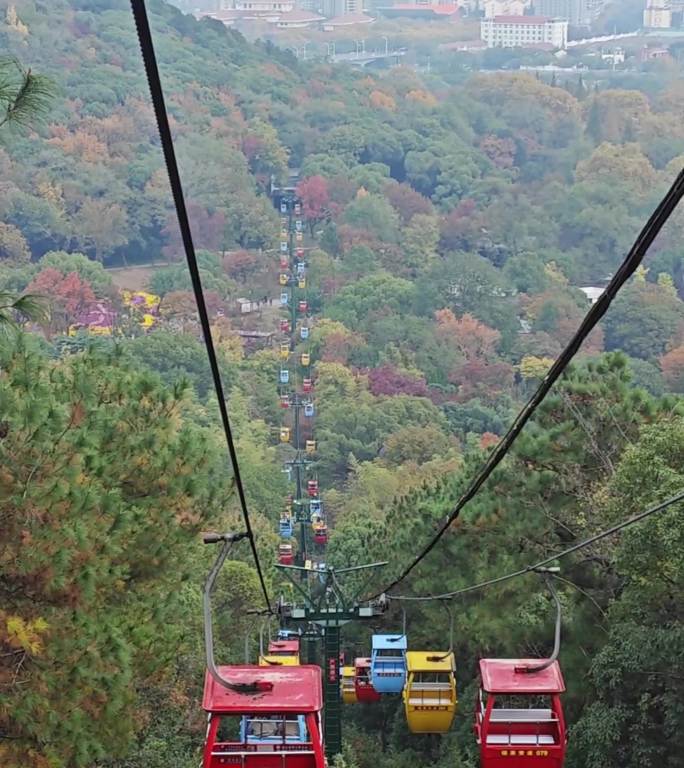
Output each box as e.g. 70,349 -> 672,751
280,293 -> 289,305
300,326 -> 310,340
240,714 -> 308,744
279,517 -> 294,538
371,634 -> 408,694
310,499 -> 322,515
280,369 -> 290,384
304,402 -> 315,417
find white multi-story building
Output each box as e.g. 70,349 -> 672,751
643,0 -> 672,28
482,0 -> 527,19
534,0 -> 589,25
481,15 -> 568,48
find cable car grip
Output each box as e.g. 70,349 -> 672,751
203,531 -> 249,545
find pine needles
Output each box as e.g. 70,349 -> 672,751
0,57 -> 54,130
0,292 -> 49,336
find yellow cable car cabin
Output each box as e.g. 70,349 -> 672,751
279,273 -> 289,286
305,440 -> 316,454
298,278 -> 306,289
403,651 -> 457,734
259,640 -> 300,667
280,427 -> 291,443
259,654 -> 300,667
280,342 -> 290,360
341,666 -> 357,704
301,353 -> 311,366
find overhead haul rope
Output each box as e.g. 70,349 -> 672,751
386,490 -> 684,601
130,0 -> 272,613
369,169 -> 684,601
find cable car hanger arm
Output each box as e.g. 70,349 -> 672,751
516,571 -> 561,674
203,532 -> 273,693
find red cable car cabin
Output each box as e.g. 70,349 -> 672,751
278,544 -> 294,566
202,665 -> 325,768
475,659 -> 567,768
354,657 -> 381,703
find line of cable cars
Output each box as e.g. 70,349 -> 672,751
340,634 -> 568,768
341,635 -> 457,733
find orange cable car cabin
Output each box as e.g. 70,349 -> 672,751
475,659 -> 567,768
202,665 -> 325,768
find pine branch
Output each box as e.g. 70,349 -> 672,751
0,292 -> 50,336
0,58 -> 54,130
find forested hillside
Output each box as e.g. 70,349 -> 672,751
1,2 -> 683,768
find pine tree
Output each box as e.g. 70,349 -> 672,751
0,335 -> 234,767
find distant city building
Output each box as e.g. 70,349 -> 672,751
579,286 -> 604,304
321,11 -> 376,25
376,2 -> 461,20
274,7 -> 324,24
202,0 -> 295,23
482,0 -> 527,19
601,46 -> 625,65
480,15 -> 568,48
321,0 -> 364,17
643,0 -> 672,28
640,44 -> 673,60
534,0 -> 589,25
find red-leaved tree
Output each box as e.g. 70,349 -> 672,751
162,201 -> 226,260
27,268 -> 96,333
296,176 -> 330,234
367,364 -> 430,397
384,181 -> 433,223
660,345 -> 684,392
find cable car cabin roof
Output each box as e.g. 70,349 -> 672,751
260,654 -> 300,667
372,634 -> 407,651
354,657 -> 372,669
269,640 -> 300,653
203,666 -> 323,714
479,659 -> 565,694
406,651 -> 455,672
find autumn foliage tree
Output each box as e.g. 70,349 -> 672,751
26,268 -> 96,333
296,175 -> 330,234
434,309 -> 514,401
660,345 -> 684,392
223,249 -> 260,282
367,364 -> 430,398
162,201 -> 227,261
